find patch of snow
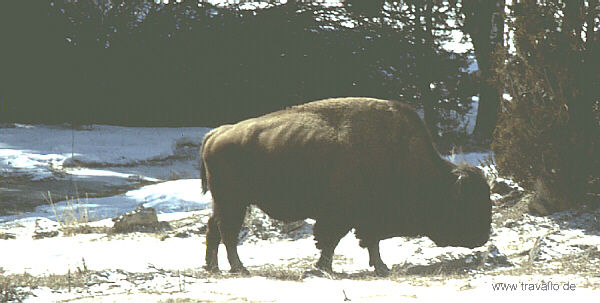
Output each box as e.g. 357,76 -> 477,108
443,30 -> 473,54
66,167 -> 160,182
0,124 -> 210,181
127,179 -> 211,212
466,57 -> 479,74
0,149 -> 67,180
446,152 -> 492,166
463,95 -> 479,135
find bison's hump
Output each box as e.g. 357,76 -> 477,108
202,97 -> 432,163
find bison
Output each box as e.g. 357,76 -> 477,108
200,97 -> 491,276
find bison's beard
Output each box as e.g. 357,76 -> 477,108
427,219 -> 490,249
426,207 -> 491,249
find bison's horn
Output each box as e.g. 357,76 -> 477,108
454,174 -> 466,198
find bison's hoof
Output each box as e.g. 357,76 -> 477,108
230,266 -> 250,276
315,261 -> 333,273
374,264 -> 390,277
204,264 -> 220,273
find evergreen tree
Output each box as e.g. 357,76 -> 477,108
492,0 -> 599,214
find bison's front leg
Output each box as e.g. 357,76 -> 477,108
367,241 -> 390,277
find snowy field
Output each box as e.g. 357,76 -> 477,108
0,124 -> 211,217
1,124 -> 599,302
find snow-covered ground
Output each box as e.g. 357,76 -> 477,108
1,124 -> 599,302
0,124 -> 211,217
1,203 -> 598,302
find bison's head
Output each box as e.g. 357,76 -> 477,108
428,164 -> 492,249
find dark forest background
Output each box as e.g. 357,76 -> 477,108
0,0 -> 475,140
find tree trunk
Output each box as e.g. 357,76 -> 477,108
564,0 -> 599,205
416,0 -> 439,139
464,0 -> 504,141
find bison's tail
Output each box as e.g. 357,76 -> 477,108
200,157 -> 208,194
200,130 -> 214,195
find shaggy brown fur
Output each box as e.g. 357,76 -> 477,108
200,97 -> 491,276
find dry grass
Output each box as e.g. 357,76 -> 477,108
43,191 -> 111,237
0,264 -> 92,303
0,273 -> 28,303
488,246 -> 600,278
251,265 -> 306,281
61,224 -> 111,237
45,191 -> 92,226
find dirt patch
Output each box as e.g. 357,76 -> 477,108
61,224 -> 112,237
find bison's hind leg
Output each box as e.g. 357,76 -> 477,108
204,215 -> 221,273
313,220 -> 351,273
214,199 -> 250,275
